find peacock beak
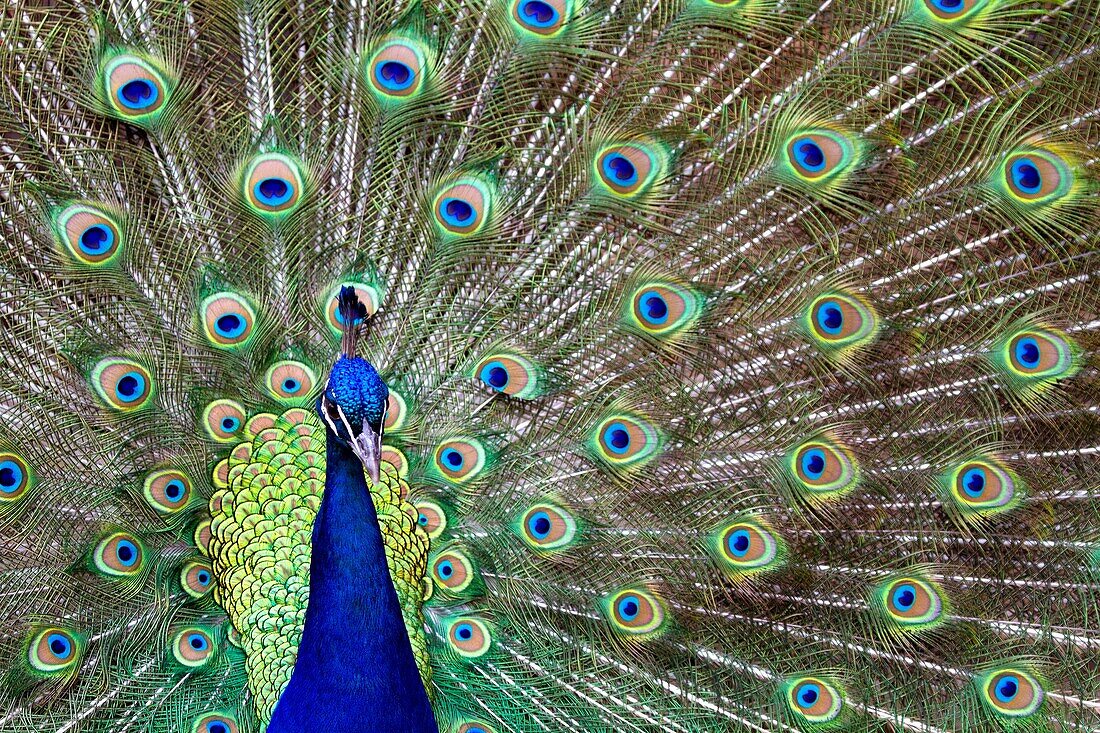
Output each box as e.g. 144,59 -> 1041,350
320,392 -> 384,485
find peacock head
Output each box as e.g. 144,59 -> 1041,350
318,286 -> 389,484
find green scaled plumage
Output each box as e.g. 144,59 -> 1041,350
1,1 -> 1099,732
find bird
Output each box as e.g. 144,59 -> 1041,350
0,0 -> 1098,731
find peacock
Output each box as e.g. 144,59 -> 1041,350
1,0 -> 1099,731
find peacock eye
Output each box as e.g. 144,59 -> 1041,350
515,502 -> 577,552
93,532 -> 145,576
602,587 -> 667,637
591,414 -> 661,469
457,723 -> 497,733
785,437 -> 860,499
474,353 -> 543,399
92,358 -> 154,411
29,627 -> 83,673
709,517 -> 784,578
511,0 -> 571,36
414,500 -> 447,539
0,452 -> 31,502
979,668 -> 1043,718
626,282 -> 703,339
143,469 -> 193,513
594,143 -> 665,198
805,291 -> 878,352
997,148 -> 1073,205
365,38 -> 430,102
266,361 -> 317,402
101,54 -> 171,122
784,676 -> 843,723
181,560 -> 215,598
54,204 -> 124,266
325,282 -> 381,334
201,292 -> 256,349
192,714 -> 239,733
242,153 -> 306,216
944,457 -> 1019,518
431,177 -> 494,238
447,617 -> 492,658
782,129 -> 856,183
876,576 -> 945,630
431,549 -> 475,592
173,628 -> 215,667
432,438 -> 487,483
203,399 -> 247,442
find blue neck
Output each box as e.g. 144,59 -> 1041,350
267,431 -> 438,732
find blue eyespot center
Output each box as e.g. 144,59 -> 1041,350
441,198 -> 475,225
640,292 -> 669,324
932,0 -> 963,9
892,584 -> 916,611
0,462 -> 22,490
208,723 -> 229,733
79,224 -> 114,255
215,314 -> 245,338
197,571 -> 211,585
418,513 -> 428,526
817,302 -> 844,334
995,676 -> 1019,702
529,511 -> 552,538
797,683 -> 821,707
521,0 -> 559,25
728,529 -> 751,557
188,633 -> 208,651
442,449 -> 464,469
438,560 -> 454,578
376,60 -> 414,91
456,624 -> 473,640
605,424 -> 631,454
487,366 -> 509,389
221,417 -> 240,432
115,372 -> 146,402
794,139 -> 826,171
116,540 -> 138,566
165,480 -> 185,501
1014,337 -> 1040,367
617,596 -> 640,620
118,79 -> 158,110
1012,159 -> 1042,193
255,177 -> 293,207
602,153 -> 638,186
962,468 -> 986,497
801,448 -> 826,479
282,378 -> 300,394
47,634 -> 72,658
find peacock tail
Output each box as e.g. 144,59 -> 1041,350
1,0 -> 1099,731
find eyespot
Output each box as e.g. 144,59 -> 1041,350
447,617 -> 492,658
920,0 -> 987,21
192,713 -> 239,733
626,282 -> 703,338
709,518 -> 784,578
28,628 -> 83,674
1003,328 -> 1077,380
432,438 -> 487,484
431,549 -> 475,592
515,502 -> 577,552
511,0 -> 572,36
594,142 -> 667,198
93,531 -> 145,576
91,357 -> 154,411
384,390 -> 408,431
203,400 -> 246,442
591,414 -> 661,469
265,361 -> 317,402
474,353 -> 544,399
53,203 -> 124,266
783,129 -> 856,183
173,628 -> 215,667
1001,149 -> 1072,204
432,177 -> 495,238
181,560 -> 215,598
943,457 -> 1019,516
784,676 -> 843,723
786,438 -> 860,499
325,282 -> 381,334
804,291 -> 878,352
242,153 -> 306,216
457,722 -> 497,733
979,667 -> 1043,718
876,576 -> 945,630
414,500 -> 448,539
101,54 -> 170,121
143,469 -> 193,513
602,587 -> 667,637
201,292 -> 256,349
0,452 -> 31,502
365,37 -> 430,102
